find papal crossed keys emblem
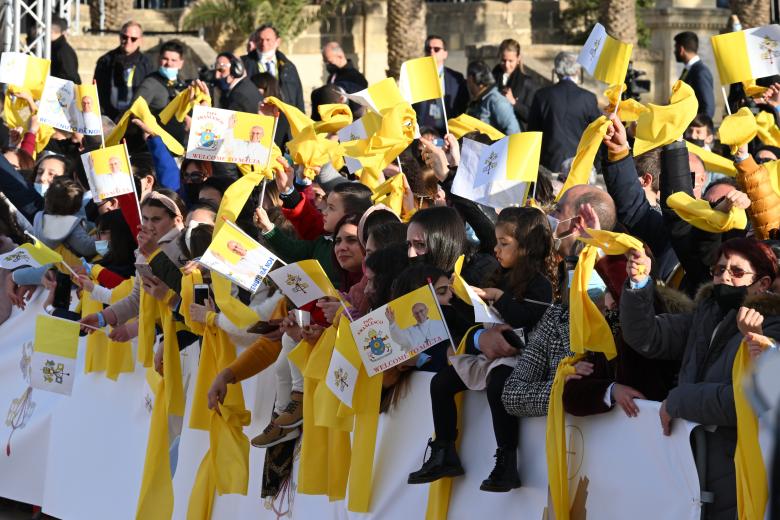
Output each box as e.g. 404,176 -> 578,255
334,367 -> 349,392
482,151 -> 499,177
286,273 -> 309,294
589,37 -> 602,60
42,360 -> 69,384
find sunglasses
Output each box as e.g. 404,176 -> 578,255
120,34 -> 139,43
710,264 -> 754,279
425,46 -> 444,53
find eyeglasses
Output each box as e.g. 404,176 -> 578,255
120,34 -> 139,43
183,171 -> 205,183
425,46 -> 444,53
710,264 -> 755,279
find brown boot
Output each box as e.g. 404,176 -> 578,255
251,413 -> 300,448
273,391 -> 303,429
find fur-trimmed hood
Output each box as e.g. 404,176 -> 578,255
694,282 -> 780,316
656,284 -> 695,314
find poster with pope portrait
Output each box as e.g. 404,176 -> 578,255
186,105 -> 274,165
80,144 -> 134,202
38,77 -> 103,136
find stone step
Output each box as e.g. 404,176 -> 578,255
128,8 -> 184,32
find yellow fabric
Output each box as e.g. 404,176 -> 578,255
755,110 -> 780,148
263,95 -> 314,135
399,56 -> 444,104
106,97 -> 184,155
211,164 -> 271,329
21,55 -> 50,98
34,124 -> 55,157
135,373 -> 173,520
187,404 -> 251,519
633,81 -> 698,156
555,116 -> 611,201
425,326 -> 478,520
342,102 -> 417,189
159,87 -> 211,124
603,84 -> 648,122
158,298 -> 185,416
357,77 -> 407,114
286,124 -> 345,180
743,79 -> 768,98
137,288 -> 158,367
506,132 -> 542,182
314,104 -> 353,135
3,86 -> 31,129
105,277 -> 135,380
592,37 -> 632,87
82,289 -> 108,373
573,229 -> 643,359
712,30 -> 752,85
22,236 -> 63,266
447,113 -> 505,141
451,255 -> 472,304
667,192 -> 748,233
719,107 -> 759,154
545,354 -> 584,520
686,141 -> 737,177
370,173 -> 406,216
733,340 -> 768,520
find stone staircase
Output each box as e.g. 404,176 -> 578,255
67,7 -> 215,84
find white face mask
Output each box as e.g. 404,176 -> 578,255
260,49 -> 275,61
95,239 -> 110,257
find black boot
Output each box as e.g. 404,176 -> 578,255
480,447 -> 521,492
407,438 -> 464,484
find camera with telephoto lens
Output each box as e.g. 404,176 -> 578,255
198,65 -> 217,86
624,62 -> 651,102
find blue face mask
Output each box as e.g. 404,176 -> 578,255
34,182 -> 47,195
567,269 -> 607,300
158,66 -> 179,81
216,78 -> 230,91
95,239 -> 110,257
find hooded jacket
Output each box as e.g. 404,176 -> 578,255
32,211 -> 96,258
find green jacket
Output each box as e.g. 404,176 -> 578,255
264,227 -> 339,290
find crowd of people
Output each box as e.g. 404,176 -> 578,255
1,16 -> 780,520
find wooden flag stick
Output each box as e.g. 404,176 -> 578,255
258,114 -> 279,209
440,97 -> 450,135
722,86 -> 732,115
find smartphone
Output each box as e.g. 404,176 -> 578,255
134,262 -> 155,279
194,284 -> 209,305
432,137 -> 445,148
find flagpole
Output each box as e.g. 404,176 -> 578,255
440,97 -> 450,135
258,114 -> 279,210
721,86 -> 732,115
123,139 -> 143,226
49,313 -> 102,331
23,230 -> 79,279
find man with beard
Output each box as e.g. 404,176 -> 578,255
673,31 -> 715,118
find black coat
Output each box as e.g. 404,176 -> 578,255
93,48 -> 153,119
220,76 -> 264,114
527,79 -> 602,172
682,60 -> 715,119
50,36 -> 80,84
241,50 -> 304,111
414,66 -> 469,135
327,61 -> 367,93
492,65 -> 537,127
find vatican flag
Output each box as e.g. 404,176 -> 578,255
0,236 -> 63,269
337,111 -> 383,174
447,113 -> 506,141
0,51 -> 51,97
267,259 -> 339,307
399,56 -> 444,105
712,24 -> 780,85
326,318 -> 361,408
346,78 -> 406,114
31,315 -> 80,396
472,132 -> 542,188
578,23 -> 633,86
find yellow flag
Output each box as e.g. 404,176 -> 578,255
370,173 -> 406,216
633,81 -> 699,156
159,87 -> 210,124
755,110 -> 780,148
578,23 -> 632,86
399,56 -> 444,104
686,141 -> 737,177
743,79 -> 768,98
3,85 -> 31,129
346,77 -> 406,114
107,97 -> 184,155
732,340 -> 768,520
24,236 -> 63,266
603,84 -> 648,122
286,124 -> 345,180
0,52 -> 50,98
711,25 -> 780,86
314,103 -> 353,135
556,116 -> 611,201
719,107 -> 758,154
667,192 -> 748,233
447,113 -> 505,141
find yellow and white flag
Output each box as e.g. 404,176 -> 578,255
398,56 -> 444,105
337,111 -> 383,174
267,259 -> 339,307
0,51 -> 51,97
577,23 -> 633,86
326,317 -> 361,408
345,78 -> 406,114
452,256 -> 504,324
81,144 -> 134,202
31,315 -> 80,395
712,24 -> 780,85
473,132 -> 542,188
0,236 -> 63,269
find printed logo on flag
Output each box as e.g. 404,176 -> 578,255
325,348 -> 358,408
267,260 -> 337,308
31,315 -> 79,396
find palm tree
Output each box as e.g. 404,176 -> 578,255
730,0 -> 770,29
90,0 -> 132,31
599,0 -> 636,44
386,0 -> 426,79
